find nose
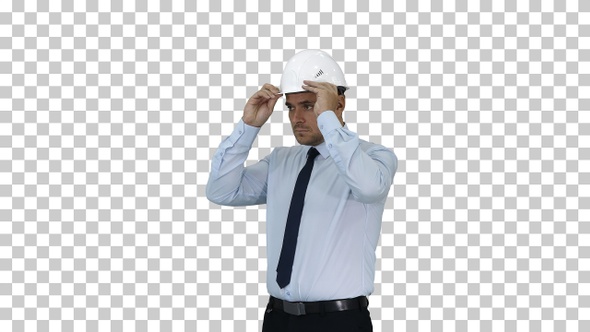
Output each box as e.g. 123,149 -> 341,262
291,106 -> 306,123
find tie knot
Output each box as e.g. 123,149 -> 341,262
307,147 -> 320,160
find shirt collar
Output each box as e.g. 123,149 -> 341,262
311,142 -> 329,158
305,123 -> 348,159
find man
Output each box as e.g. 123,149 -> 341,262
206,50 -> 397,331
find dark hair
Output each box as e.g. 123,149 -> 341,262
337,86 -> 347,96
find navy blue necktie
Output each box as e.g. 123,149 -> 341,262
276,147 -> 320,288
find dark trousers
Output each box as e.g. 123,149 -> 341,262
261,302 -> 373,332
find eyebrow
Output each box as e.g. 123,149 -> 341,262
285,100 -> 314,107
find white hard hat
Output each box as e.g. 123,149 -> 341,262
280,49 -> 349,95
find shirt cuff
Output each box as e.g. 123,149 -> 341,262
317,111 -> 343,135
230,119 -> 261,146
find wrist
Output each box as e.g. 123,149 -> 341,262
242,117 -> 262,128
315,108 -> 332,117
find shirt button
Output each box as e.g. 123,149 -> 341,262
238,131 -> 242,135
320,125 -> 324,130
328,144 -> 332,149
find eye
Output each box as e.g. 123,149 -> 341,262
305,105 -> 314,110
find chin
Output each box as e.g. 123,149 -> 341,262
295,138 -> 308,145
294,137 -> 308,145
295,137 -> 323,146
293,132 -> 324,146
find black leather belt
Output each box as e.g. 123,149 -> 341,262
268,296 -> 369,316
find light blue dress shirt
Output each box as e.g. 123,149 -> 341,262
206,111 -> 398,302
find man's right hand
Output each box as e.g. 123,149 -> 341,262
242,83 -> 282,127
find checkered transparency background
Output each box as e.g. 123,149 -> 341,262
1,0 -> 589,331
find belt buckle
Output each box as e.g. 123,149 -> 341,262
283,301 -> 306,316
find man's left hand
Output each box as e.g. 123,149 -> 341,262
302,80 -> 340,116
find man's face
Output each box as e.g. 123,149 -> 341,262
285,92 -> 325,146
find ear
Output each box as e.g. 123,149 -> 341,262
337,94 -> 346,113
335,95 -> 346,125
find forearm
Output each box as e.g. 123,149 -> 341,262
206,120 -> 268,206
318,111 -> 398,203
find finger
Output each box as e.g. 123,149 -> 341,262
303,80 -> 337,91
301,84 -> 320,93
256,89 -> 275,100
261,89 -> 280,99
262,83 -> 281,94
302,80 -> 329,87
265,91 -> 282,99
249,92 -> 273,106
264,90 -> 275,99
302,80 -> 319,88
